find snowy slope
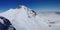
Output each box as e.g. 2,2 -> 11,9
0,5 -> 60,30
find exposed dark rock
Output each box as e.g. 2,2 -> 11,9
55,12 -> 60,14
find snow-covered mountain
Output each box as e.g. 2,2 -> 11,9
0,5 -> 60,30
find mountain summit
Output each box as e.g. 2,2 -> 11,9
0,5 -> 60,30
0,5 -> 38,30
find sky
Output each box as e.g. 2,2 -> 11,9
0,0 -> 60,12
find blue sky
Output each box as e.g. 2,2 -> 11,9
0,0 -> 60,12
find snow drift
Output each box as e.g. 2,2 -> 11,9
0,5 -> 60,30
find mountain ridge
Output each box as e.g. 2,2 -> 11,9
0,5 -> 60,30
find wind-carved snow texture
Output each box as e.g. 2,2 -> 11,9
0,5 -> 60,30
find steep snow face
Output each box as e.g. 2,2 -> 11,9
0,6 -> 41,30
0,5 -> 60,30
0,19 -> 4,24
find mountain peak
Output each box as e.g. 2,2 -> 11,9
18,5 -> 28,9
